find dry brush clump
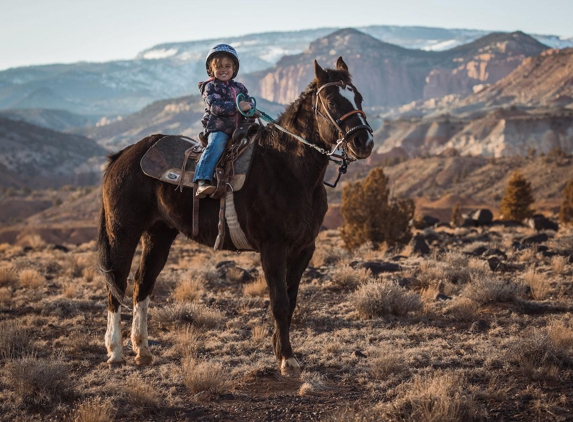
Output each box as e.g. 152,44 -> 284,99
352,280 -> 422,318
461,274 -> 524,305
153,303 -> 224,330
329,264 -> 373,291
18,268 -> 46,289
0,267 -> 18,288
172,274 -> 204,302
67,396 -> 116,422
504,320 -> 573,379
242,275 -> 268,297
379,371 -> 484,422
118,377 -> 161,415
521,267 -> 551,300
181,358 -> 230,395
0,320 -> 35,359
4,356 -> 75,410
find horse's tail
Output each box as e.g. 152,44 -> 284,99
98,184 -> 132,311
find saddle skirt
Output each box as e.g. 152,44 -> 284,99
140,134 -> 256,191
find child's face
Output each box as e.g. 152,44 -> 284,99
211,57 -> 235,82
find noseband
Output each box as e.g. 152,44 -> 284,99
313,81 -> 373,147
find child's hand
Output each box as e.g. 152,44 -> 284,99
239,101 -> 252,112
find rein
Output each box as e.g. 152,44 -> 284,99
236,81 -> 372,187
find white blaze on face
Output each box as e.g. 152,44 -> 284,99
338,86 -> 367,127
131,297 -> 150,355
105,307 -> 124,363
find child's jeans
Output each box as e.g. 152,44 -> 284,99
193,131 -> 229,183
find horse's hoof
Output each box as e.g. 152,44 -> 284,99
280,357 -> 301,377
107,359 -> 125,369
135,354 -> 153,366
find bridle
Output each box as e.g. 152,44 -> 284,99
308,80 -> 373,187
312,80 -> 373,154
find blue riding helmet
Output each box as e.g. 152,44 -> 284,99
205,44 -> 240,78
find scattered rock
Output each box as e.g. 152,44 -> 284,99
350,261 -> 401,275
527,214 -> 559,232
483,248 -> 508,260
488,257 -> 503,271
435,293 -> 452,301
216,261 -> 253,283
390,255 -> 408,261
522,233 -> 549,244
469,320 -> 490,332
469,246 -> 488,256
352,350 -> 367,359
51,244 -> 69,253
409,234 -> 430,256
461,218 -> 477,228
472,209 -> 493,226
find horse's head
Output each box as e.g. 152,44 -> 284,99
313,57 -> 374,159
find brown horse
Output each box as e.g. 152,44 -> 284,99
98,57 -> 373,376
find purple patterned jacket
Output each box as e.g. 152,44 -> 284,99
198,78 -> 249,136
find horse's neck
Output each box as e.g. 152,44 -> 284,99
270,111 -> 329,185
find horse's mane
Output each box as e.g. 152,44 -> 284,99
257,68 -> 353,153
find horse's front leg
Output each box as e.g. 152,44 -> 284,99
260,243 -> 300,376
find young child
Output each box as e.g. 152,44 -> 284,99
194,44 -> 252,198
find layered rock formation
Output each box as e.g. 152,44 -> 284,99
243,29 -> 548,107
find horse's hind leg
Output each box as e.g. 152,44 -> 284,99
101,223 -> 142,367
131,223 -> 178,365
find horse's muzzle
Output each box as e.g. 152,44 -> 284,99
347,128 -> 374,159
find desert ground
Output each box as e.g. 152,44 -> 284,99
0,221 -> 572,421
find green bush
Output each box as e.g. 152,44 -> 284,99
339,167 -> 414,250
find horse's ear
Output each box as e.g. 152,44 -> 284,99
336,57 -> 348,72
314,60 -> 327,81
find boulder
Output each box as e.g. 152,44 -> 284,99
527,214 -> 559,232
471,209 -> 494,226
522,233 -> 549,244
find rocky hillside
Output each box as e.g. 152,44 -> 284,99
0,108 -> 97,132
0,117 -> 107,188
73,95 -> 286,151
459,47 -> 573,109
373,48 -> 573,158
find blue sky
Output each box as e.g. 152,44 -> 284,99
2,0 -> 572,70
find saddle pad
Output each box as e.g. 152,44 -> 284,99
140,135 -> 256,191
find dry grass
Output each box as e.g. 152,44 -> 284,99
172,276 -> 203,302
181,358 -> 229,395
62,282 -> 79,299
19,234 -> 46,249
0,286 -> 12,306
329,264 -> 372,291
521,267 -> 551,300
18,268 -> 46,289
461,275 -> 523,304
379,371 -> 484,422
0,267 -> 18,288
352,280 -> 422,318
243,276 -> 267,297
504,324 -> 573,379
120,377 -> 160,414
551,255 -> 568,274
443,297 -> 479,322
153,303 -> 224,329
0,320 -> 34,359
68,397 -> 116,422
251,324 -> 268,345
370,351 -> 408,380
4,357 -> 74,409
299,372 -> 328,396
173,326 -> 203,359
